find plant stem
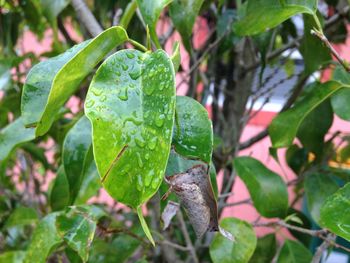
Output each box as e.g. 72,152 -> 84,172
311,29 -> 350,72
128,39 -> 148,52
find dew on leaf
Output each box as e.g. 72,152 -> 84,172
126,52 -> 135,59
155,114 -> 165,127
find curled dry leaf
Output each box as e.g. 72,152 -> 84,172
161,201 -> 180,230
165,164 -> 219,237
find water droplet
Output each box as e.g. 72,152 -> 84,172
144,84 -> 155,95
118,87 -> 128,101
129,69 -> 141,80
151,175 -> 161,189
122,64 -> 129,71
126,52 -> 135,59
85,99 -> 95,108
155,114 -> 165,127
159,81 -> 165,90
145,170 -> 154,186
145,153 -> 150,160
100,95 -> 107,102
136,152 -> 144,168
92,89 -> 102,96
136,174 -> 143,191
148,137 -> 157,150
135,137 -> 146,148
116,71 -> 121,77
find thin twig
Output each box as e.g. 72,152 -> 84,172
220,198 -> 251,208
177,210 -> 199,263
311,29 -> 350,72
312,234 -> 335,263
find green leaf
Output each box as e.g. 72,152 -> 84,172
269,81 -> 346,148
169,0 -> 204,51
299,14 -> 331,74
21,26 -> 128,136
4,206 -> 38,229
249,234 -> 276,263
40,0 -> 70,24
234,156 -> 288,218
137,0 -> 172,48
210,218 -> 257,263
24,213 -> 63,263
56,206 -> 98,262
304,173 -> 339,224
0,117 -> 35,162
285,144 -> 308,174
320,183 -> 350,241
234,0 -> 317,36
50,166 -> 71,211
276,240 -> 312,263
74,162 -> 101,205
286,208 -> 312,247
297,99 -> 333,157
137,207 -> 155,246
0,251 -> 26,263
86,49 -> 175,208
89,236 -> 140,263
170,41 -> 181,72
63,116 -> 93,203
331,66 -> 350,121
173,96 -> 213,163
85,49 -> 175,243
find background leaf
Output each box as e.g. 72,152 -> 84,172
249,234 -> 276,263
234,156 -> 288,218
234,0 -> 317,36
277,240 -> 312,263
320,183 -> 350,241
210,217 -> 257,263
50,166 -> 70,211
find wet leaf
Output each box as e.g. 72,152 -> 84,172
63,116 -> 93,203
331,66 -> 350,121
24,213 -> 63,263
173,96 -> 213,163
210,217 -> 257,263
269,81 -> 347,148
85,49 -> 175,243
234,0 -> 317,36
320,183 -> 350,241
161,201 -> 180,230
276,240 -> 312,263
166,164 -> 218,237
304,173 -> 339,224
21,26 -> 128,136
56,206 -> 99,262
234,156 -> 288,218
0,117 -> 35,162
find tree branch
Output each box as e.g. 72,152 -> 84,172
71,0 -> 103,37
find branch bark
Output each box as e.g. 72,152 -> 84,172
71,0 -> 103,37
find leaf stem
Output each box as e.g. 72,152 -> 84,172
128,39 -> 148,52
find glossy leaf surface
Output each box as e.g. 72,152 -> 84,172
269,81 -> 346,148
56,206 -> 98,262
276,240 -> 312,263
331,66 -> 350,121
0,117 -> 35,161
234,0 -> 317,36
21,26 -> 128,136
234,156 -> 288,218
173,96 -> 213,163
304,173 -> 339,223
320,183 -> 350,241
210,217 -> 257,263
86,49 -> 175,208
63,116 -> 92,203
24,213 -> 62,263
50,166 -> 70,211
169,0 -> 204,50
